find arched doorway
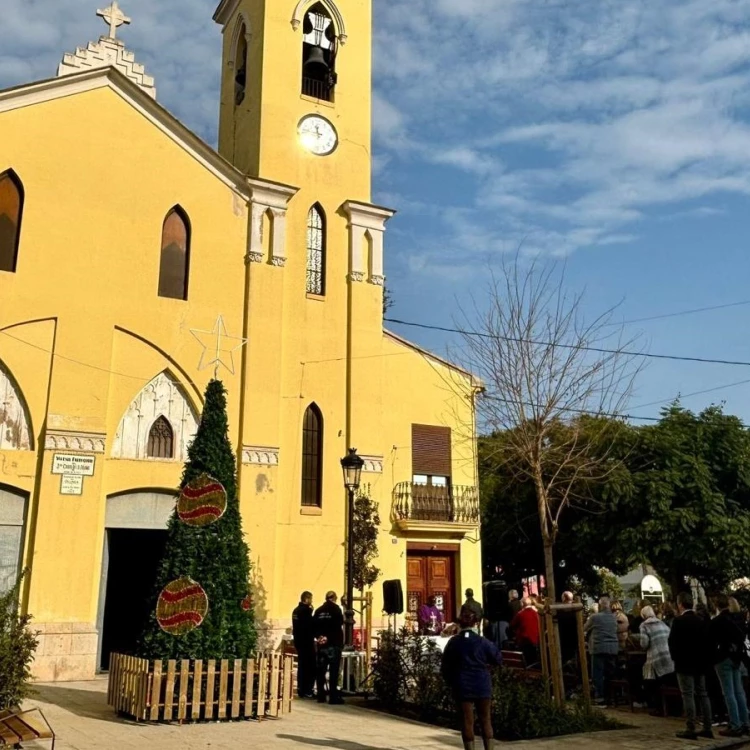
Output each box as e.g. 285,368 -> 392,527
98,491 -> 175,670
0,484 -> 28,595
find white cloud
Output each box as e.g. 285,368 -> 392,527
2,0 -> 750,277
371,0 -> 750,271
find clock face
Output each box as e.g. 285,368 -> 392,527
298,115 -> 338,156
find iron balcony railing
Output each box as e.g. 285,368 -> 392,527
392,482 -> 480,525
302,76 -> 334,102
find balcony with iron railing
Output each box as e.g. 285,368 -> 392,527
302,76 -> 334,102
392,482 -> 480,537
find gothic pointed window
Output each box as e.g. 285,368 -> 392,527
158,206 -> 190,300
301,3 -> 337,102
301,404 -> 323,507
235,24 -> 248,105
306,204 -> 325,295
147,416 -> 174,459
0,170 -> 24,273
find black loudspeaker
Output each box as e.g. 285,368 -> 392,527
483,580 -> 510,622
383,579 -> 404,615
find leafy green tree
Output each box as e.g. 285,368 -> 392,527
480,417 -> 634,594
482,400 -> 750,602
138,380 -> 256,659
0,574 -> 38,710
352,485 -> 381,593
577,404 -> 750,594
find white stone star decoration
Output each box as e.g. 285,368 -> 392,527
97,1 -> 131,39
190,315 -> 247,377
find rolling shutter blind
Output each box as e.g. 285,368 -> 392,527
411,424 -> 452,478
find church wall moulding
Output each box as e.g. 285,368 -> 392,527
242,445 -> 280,466
361,455 -> 384,473
45,430 -> 106,454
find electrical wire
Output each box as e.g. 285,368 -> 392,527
616,299 -> 750,326
384,317 -> 750,368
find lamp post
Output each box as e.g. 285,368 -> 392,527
341,447 -> 364,650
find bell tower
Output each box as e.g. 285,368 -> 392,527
213,0 -> 372,204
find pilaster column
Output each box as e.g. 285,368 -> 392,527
341,201 -> 395,284
245,179 -> 298,266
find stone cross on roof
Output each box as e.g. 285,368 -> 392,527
97,2 -> 131,40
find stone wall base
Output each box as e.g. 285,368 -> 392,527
28,614 -> 389,682
32,622 -> 98,682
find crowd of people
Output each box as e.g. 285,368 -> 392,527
413,586 -> 750,742
291,585 -> 750,745
499,590 -> 750,741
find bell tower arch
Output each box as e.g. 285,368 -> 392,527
214,0 -> 371,200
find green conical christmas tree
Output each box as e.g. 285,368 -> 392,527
138,379 -> 256,659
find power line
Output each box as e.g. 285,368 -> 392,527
384,317 -> 750,369
483,393 -> 663,424
631,376 -> 750,412
616,299 -> 750,326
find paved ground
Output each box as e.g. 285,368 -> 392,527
20,678 -> 750,749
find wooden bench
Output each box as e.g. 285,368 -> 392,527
501,650 -> 543,678
0,708 -> 55,749
501,650 -> 527,670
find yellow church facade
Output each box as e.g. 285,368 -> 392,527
0,0 -> 482,681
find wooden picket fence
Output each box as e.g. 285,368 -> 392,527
107,652 -> 294,722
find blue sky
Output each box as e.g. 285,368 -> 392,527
3,0 -> 750,423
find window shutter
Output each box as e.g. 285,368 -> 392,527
411,424 -> 452,478
0,170 -> 23,273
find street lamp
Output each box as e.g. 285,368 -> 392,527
341,447 -> 364,650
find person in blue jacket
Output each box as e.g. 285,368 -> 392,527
441,605 -> 503,750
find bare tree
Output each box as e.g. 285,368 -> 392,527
457,257 -> 643,603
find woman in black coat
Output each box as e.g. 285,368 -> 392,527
441,606 -> 503,750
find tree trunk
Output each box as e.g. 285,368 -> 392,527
543,538 -> 557,603
542,538 -> 565,705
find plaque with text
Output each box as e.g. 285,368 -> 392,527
60,475 -> 84,496
52,454 -> 96,476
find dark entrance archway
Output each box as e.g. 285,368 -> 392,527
99,528 -> 167,670
98,490 -> 175,671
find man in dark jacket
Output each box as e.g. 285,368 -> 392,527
463,589 -> 484,624
668,592 -> 714,740
709,594 -> 749,737
313,590 -> 345,704
292,591 -> 315,698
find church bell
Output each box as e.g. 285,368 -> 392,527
303,46 -> 329,77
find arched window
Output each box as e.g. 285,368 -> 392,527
0,170 -> 24,273
0,485 -> 27,595
306,204 -> 325,295
158,206 -> 190,300
235,24 -> 248,105
147,416 -> 174,459
301,403 -> 323,507
301,3 -> 337,102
